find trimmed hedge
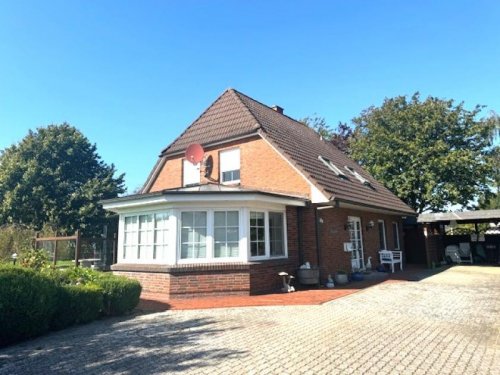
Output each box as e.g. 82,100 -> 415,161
96,274 -> 142,316
0,266 -> 142,346
0,265 -> 58,346
50,284 -> 103,330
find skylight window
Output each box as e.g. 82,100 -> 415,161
318,156 -> 346,177
344,166 -> 372,187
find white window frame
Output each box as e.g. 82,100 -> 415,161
213,210 -> 240,259
318,155 -> 346,177
183,159 -> 200,186
177,208 -> 245,264
378,219 -> 387,250
344,165 -> 371,186
121,210 -> 174,263
179,210 -> 208,261
220,148 -> 241,184
249,210 -> 288,260
392,222 -> 400,250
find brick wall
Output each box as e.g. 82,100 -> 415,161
148,137 -> 310,197
112,205 -> 406,297
312,206 -> 405,282
168,270 -> 250,298
113,270 -> 171,294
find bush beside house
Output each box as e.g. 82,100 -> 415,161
0,264 -> 142,347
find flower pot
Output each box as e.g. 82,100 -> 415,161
335,273 -> 348,285
297,268 -> 320,285
351,272 -> 364,282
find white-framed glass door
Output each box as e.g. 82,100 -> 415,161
348,216 -> 364,271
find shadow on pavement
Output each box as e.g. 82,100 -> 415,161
0,315 -> 246,374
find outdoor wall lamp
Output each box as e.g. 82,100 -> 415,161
344,222 -> 353,230
366,220 -> 375,231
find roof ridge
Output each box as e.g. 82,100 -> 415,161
160,89 -> 233,156
232,88 -> 312,128
227,89 -> 262,129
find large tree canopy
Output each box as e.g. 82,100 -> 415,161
301,116 -> 353,154
350,93 -> 496,213
0,124 -> 125,235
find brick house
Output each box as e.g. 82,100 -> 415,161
102,89 -> 415,298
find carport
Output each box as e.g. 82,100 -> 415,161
417,209 -> 500,266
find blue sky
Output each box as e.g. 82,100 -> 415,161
1,1 -> 499,192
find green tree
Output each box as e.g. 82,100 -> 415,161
0,124 -> 125,235
350,93 -> 496,213
301,116 -> 353,154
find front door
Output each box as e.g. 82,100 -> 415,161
348,216 -> 364,271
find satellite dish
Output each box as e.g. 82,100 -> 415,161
185,143 -> 204,165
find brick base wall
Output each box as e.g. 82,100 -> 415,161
111,262 -> 297,299
112,271 -> 170,294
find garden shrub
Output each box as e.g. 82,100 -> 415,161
0,265 -> 142,346
50,284 -> 103,330
52,266 -> 100,286
0,265 -> 58,346
20,248 -> 49,271
95,274 -> 142,316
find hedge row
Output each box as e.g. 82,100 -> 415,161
0,265 -> 142,346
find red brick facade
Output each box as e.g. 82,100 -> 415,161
149,137 -> 310,198
112,206 -> 405,296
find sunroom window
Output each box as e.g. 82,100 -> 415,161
214,211 -> 239,258
138,214 -> 153,259
250,212 -> 266,257
180,211 -> 207,259
123,212 -> 170,261
154,213 -> 169,259
124,216 -> 138,259
250,211 -> 286,259
220,148 -> 240,183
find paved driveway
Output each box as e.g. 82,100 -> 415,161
0,266 -> 498,374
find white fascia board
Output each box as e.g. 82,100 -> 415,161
103,192 -> 306,214
142,157 -> 167,193
257,132 -> 329,204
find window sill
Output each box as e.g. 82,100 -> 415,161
112,262 -> 251,273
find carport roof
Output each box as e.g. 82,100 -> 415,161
417,209 -> 500,224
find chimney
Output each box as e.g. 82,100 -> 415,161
271,105 -> 284,114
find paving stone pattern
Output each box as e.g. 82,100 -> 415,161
0,266 -> 498,374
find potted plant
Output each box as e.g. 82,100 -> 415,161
335,270 -> 348,285
351,270 -> 364,281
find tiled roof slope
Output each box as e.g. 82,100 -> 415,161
161,89 -> 260,156
159,89 -> 414,214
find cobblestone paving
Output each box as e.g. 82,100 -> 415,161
0,266 -> 498,374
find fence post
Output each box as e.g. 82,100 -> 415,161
75,230 -> 81,267
53,239 -> 58,267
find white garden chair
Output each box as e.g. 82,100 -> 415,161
379,250 -> 403,273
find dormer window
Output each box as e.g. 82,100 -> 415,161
318,156 -> 346,177
220,148 -> 240,184
344,166 -> 373,187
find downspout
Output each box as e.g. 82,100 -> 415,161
315,206 -> 322,272
297,207 -> 304,265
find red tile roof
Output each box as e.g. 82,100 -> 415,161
156,89 -> 414,214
